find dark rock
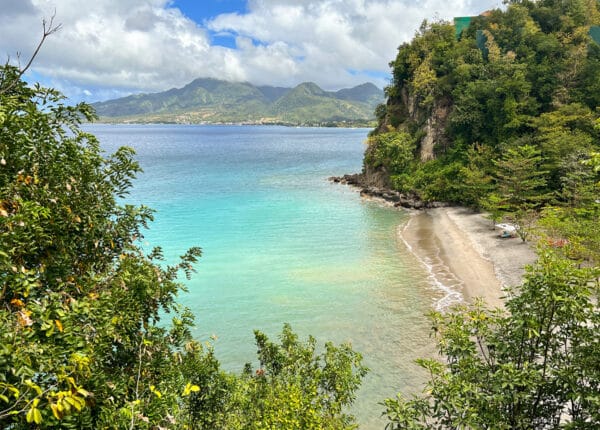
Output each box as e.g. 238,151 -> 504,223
330,172 -> 450,210
384,193 -> 400,202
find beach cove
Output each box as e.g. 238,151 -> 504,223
88,124 -> 537,428
88,124 -> 439,428
337,174 -> 538,309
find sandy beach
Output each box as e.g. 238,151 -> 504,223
400,207 -> 537,309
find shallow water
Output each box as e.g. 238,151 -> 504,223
87,124 -> 440,428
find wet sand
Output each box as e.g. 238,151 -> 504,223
400,207 -> 537,309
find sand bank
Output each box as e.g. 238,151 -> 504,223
400,207 -> 537,309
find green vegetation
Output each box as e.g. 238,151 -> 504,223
384,254 -> 600,428
92,79 -> 384,126
368,0 -> 600,240
0,65 -> 367,429
3,1 -> 600,428
370,1 -> 600,428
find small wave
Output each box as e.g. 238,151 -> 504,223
398,220 -> 463,311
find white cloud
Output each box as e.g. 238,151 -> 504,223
0,0 -> 502,102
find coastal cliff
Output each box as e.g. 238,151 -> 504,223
353,6 -> 600,208
362,90 -> 452,190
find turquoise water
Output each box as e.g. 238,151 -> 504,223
87,124 -> 438,428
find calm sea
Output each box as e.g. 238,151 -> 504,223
86,124 -> 439,429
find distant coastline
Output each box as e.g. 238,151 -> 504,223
92,119 -> 378,128
91,79 -> 384,126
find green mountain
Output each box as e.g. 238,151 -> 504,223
334,82 -> 385,105
92,79 -> 383,125
269,82 -> 380,124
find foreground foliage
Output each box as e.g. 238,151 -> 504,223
0,65 -> 366,429
384,253 -> 600,429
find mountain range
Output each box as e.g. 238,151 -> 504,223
92,78 -> 384,125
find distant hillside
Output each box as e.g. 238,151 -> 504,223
92,79 -> 383,125
334,82 -> 385,106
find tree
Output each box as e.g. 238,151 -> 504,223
530,104 -> 597,194
384,252 -> 600,429
493,144 -> 550,241
364,128 -> 417,191
460,144 -> 495,209
0,61 -> 203,428
538,149 -> 600,263
228,324 -> 368,430
480,192 -> 505,229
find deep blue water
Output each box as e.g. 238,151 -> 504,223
86,124 -> 437,428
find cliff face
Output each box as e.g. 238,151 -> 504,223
398,86 -> 451,162
419,97 -> 451,161
359,20 -> 462,193
361,156 -> 391,189
362,87 -> 452,187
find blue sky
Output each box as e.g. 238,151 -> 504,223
173,0 -> 246,48
173,0 -> 248,24
0,0 -> 502,103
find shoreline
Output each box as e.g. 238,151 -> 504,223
330,176 -> 538,308
330,174 -> 448,210
90,121 -> 376,128
400,207 -> 537,309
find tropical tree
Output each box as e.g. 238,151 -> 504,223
493,144 -> 550,241
0,60 -> 203,428
538,147 -> 600,263
228,325 -> 368,430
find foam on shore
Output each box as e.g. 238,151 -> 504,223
399,218 -> 463,311
400,207 -> 537,310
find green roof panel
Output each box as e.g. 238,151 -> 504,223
590,26 -> 600,44
454,16 -> 473,39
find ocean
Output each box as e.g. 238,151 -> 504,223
86,124 -> 439,428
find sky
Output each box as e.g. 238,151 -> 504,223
0,0 -> 502,103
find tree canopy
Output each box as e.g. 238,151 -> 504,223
368,0 -> 600,221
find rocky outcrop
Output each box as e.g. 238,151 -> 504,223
360,142 -> 393,189
401,89 -> 452,161
420,98 -> 451,161
329,174 -> 449,210
345,70 -> 453,204
367,90 -> 452,194
402,86 -> 421,123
